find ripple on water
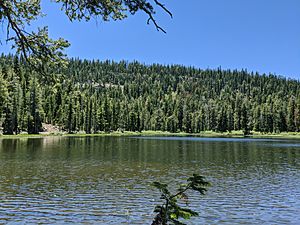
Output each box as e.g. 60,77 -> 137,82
0,136 -> 299,224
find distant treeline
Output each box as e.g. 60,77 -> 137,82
0,54 -> 300,135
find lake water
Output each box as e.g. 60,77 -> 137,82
0,136 -> 299,224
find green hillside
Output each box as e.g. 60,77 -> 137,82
0,54 -> 299,135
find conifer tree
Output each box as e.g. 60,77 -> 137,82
287,97 -> 296,132
27,76 -> 43,134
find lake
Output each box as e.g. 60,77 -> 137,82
0,136 -> 299,224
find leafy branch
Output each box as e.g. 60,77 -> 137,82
0,0 -> 70,71
0,0 -> 172,69
151,174 -> 210,225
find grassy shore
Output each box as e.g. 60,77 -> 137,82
1,130 -> 300,139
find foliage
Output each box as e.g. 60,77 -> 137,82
0,0 -> 171,68
1,55 -> 300,135
0,1 -> 70,68
151,174 -> 210,225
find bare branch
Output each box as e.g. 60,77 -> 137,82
154,0 -> 173,18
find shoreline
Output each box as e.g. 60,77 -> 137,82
1,130 -> 300,139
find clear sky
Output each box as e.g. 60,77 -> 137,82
2,0 -> 300,79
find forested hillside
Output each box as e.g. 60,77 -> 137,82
0,54 -> 300,135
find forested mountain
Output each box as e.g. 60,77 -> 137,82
0,54 -> 300,135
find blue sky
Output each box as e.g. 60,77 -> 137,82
2,0 -> 300,79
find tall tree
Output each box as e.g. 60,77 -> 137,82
27,76 -> 43,134
287,97 -> 296,132
0,71 -> 9,122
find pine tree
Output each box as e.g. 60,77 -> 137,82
27,76 -> 43,134
241,100 -> 250,135
216,106 -> 227,132
234,94 -> 242,130
287,97 -> 296,132
3,103 -> 13,134
0,72 -> 9,123
226,105 -> 234,132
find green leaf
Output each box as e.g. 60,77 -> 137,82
170,213 -> 178,219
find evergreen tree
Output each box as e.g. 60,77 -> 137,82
0,72 -> 9,123
27,76 -> 43,134
287,97 -> 296,132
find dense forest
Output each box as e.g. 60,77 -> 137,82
0,54 -> 300,135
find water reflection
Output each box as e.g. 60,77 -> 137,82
0,136 -> 299,224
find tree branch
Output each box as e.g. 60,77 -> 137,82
154,0 -> 172,18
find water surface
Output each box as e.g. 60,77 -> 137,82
0,136 -> 299,224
